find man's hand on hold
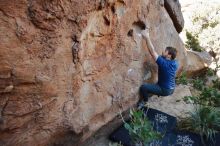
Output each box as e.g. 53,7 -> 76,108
141,20 -> 150,39
141,28 -> 150,39
140,21 -> 158,61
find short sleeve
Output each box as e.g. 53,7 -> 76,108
175,61 -> 179,71
156,56 -> 165,66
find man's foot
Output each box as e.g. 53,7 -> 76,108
143,96 -> 149,102
137,100 -> 148,110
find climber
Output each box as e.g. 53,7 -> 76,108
138,27 -> 179,108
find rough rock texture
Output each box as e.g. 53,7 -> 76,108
164,0 -> 184,33
185,50 -> 212,76
148,85 -> 194,120
0,0 -> 186,145
79,85 -> 194,146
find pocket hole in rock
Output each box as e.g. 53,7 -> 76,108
131,21 -> 146,35
103,16 -> 110,26
127,29 -> 133,37
111,5 -> 115,13
132,21 -> 146,30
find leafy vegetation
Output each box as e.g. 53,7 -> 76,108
176,1 -> 220,145
179,69 -> 220,145
184,1 -> 220,73
206,68 -> 215,76
176,72 -> 188,85
183,95 -> 198,104
179,106 -> 220,144
123,109 -> 162,146
199,87 -> 220,106
184,84 -> 220,107
212,78 -> 220,90
185,31 -> 203,52
192,77 -> 204,90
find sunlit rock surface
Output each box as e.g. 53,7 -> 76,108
0,0 -> 187,145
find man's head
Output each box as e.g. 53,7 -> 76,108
162,47 -> 177,60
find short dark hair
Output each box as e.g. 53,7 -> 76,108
166,47 -> 177,60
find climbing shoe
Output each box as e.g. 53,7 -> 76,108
137,100 -> 147,110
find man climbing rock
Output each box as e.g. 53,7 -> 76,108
138,26 -> 179,107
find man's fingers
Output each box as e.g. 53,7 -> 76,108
141,29 -> 149,37
143,29 -> 149,34
144,21 -> 150,28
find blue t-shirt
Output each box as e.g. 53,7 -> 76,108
156,56 -> 178,89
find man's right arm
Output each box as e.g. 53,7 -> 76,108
141,29 -> 159,61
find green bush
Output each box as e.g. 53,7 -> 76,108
179,3 -> 220,145
178,106 -> 220,143
124,109 -> 162,145
183,96 -> 198,104
209,21 -> 219,28
199,87 -> 220,107
192,77 -> 204,90
184,87 -> 220,107
212,78 -> 220,90
176,72 -> 188,85
206,68 -> 215,76
185,31 -> 203,52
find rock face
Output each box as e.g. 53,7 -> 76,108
185,50 -> 212,76
148,85 -> 194,119
164,0 -> 184,33
0,0 -> 186,145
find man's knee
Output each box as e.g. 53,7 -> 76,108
140,83 -> 151,94
140,84 -> 146,93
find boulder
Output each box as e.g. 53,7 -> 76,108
185,50 -> 212,77
147,85 -> 194,119
0,0 -> 186,145
164,0 -> 185,33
